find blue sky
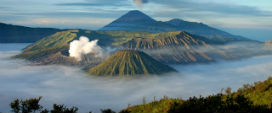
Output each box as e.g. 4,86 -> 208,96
0,0 -> 271,41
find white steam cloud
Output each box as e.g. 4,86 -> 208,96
69,36 -> 103,61
133,0 -> 148,7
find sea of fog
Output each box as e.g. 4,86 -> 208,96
0,43 -> 271,113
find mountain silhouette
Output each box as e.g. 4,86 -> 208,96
101,10 -> 250,41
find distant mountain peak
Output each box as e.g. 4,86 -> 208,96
169,18 -> 185,22
107,10 -> 155,24
167,18 -> 206,26
100,10 -> 250,41
126,10 -> 145,15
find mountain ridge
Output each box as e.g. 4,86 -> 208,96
0,22 -> 61,43
15,30 -> 266,65
109,10 -> 156,24
166,18 -> 248,40
101,10 -> 251,42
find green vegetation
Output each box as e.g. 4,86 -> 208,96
168,94 -> 271,113
23,30 -> 78,52
122,77 -> 272,113
13,29 -> 258,75
123,31 -> 209,49
7,77 -> 272,113
10,96 -> 43,113
15,29 -> 221,62
124,98 -> 183,113
124,94 -> 272,113
14,30 -> 78,60
11,30 -> 151,60
233,77 -> 272,107
100,109 -> 117,113
88,50 -> 177,76
10,97 -> 78,113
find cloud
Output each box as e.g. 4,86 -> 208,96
1,0 -> 272,32
4,17 -> 114,29
55,1 -> 130,7
133,0 -> 149,7
222,28 -> 272,41
56,3 -> 101,6
0,43 -> 272,112
69,36 -> 103,61
0,6 -> 7,9
147,0 -> 272,17
142,42 -> 271,64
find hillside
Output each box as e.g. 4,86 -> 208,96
123,31 -> 224,49
87,50 -> 177,76
166,19 -> 248,40
122,31 -> 217,64
101,10 -> 250,42
233,77 -> 272,107
15,29 -> 269,65
6,77 -> 272,113
0,22 -> 60,43
15,30 -> 215,60
121,77 -> 272,113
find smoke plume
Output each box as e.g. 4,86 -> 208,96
133,0 -> 148,7
69,36 -> 103,61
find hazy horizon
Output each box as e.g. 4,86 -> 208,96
0,43 -> 271,112
0,0 -> 271,41
0,1 -> 271,112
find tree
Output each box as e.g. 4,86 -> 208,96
225,87 -> 232,94
40,109 -> 49,113
10,97 -> 78,113
21,96 -> 43,113
100,109 -> 116,113
10,97 -> 43,113
50,104 -> 78,113
10,99 -> 20,113
119,110 -> 131,113
142,97 -> 146,105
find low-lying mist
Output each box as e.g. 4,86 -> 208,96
144,41 -> 270,60
0,43 -> 272,113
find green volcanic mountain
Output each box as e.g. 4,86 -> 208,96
14,30 -> 226,65
0,22 -> 60,43
123,31 -> 221,49
87,50 -> 177,76
101,10 -> 250,42
122,31 -> 216,64
15,29 -> 266,66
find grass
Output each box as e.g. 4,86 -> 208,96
87,50 -> 176,76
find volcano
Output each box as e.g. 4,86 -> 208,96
101,10 -> 251,41
87,50 -> 177,76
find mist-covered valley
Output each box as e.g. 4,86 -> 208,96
0,43 -> 271,112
